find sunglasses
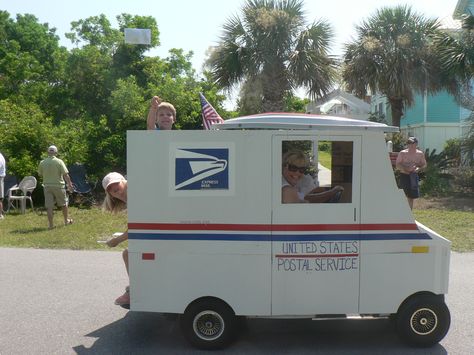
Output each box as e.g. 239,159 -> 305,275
287,164 -> 308,174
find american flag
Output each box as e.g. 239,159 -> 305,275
200,93 -> 224,130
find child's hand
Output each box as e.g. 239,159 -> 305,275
106,237 -> 120,247
151,96 -> 161,109
106,232 -> 124,247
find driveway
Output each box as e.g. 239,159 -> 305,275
0,248 -> 472,354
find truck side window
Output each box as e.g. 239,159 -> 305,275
282,140 -> 353,204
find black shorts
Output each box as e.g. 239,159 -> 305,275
399,173 -> 420,199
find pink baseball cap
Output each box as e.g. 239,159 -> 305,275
102,172 -> 125,190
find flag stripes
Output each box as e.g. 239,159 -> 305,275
200,93 -> 224,129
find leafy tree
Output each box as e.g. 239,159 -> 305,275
66,14 -> 122,52
64,46 -> 112,119
284,94 -> 309,112
207,0 -> 337,112
0,11 -> 67,118
342,5 -> 446,127
0,100 -> 54,177
109,76 -> 146,131
0,11 -> 230,182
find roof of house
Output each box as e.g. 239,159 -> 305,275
306,89 -> 370,115
454,0 -> 472,19
213,112 -> 399,132
438,15 -> 462,30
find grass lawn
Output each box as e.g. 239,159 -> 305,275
413,209 -> 474,252
1,205 -> 472,252
318,150 -> 331,169
0,206 -> 127,250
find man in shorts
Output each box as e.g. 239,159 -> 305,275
0,151 -> 5,219
395,137 -> 427,209
38,145 -> 74,229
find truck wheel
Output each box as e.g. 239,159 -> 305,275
396,295 -> 450,347
180,299 -> 236,350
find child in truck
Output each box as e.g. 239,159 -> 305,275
146,96 -> 176,130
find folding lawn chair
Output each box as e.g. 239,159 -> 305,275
2,174 -> 18,213
68,164 -> 97,206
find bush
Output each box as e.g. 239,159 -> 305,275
388,132 -> 405,152
451,166 -> 474,192
444,138 -> 462,165
419,149 -> 454,196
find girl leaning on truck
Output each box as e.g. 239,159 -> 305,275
102,172 -> 130,306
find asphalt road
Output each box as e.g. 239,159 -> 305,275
0,248 -> 473,354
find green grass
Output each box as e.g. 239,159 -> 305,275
1,206 -> 472,253
0,206 -> 127,250
413,209 -> 474,252
318,151 -> 331,169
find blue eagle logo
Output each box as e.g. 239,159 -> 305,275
175,148 -> 229,190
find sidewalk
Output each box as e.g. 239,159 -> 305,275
318,163 -> 331,187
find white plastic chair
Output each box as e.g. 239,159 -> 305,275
7,176 -> 37,213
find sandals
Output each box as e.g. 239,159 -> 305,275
65,218 -> 74,225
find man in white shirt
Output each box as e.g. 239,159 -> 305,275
0,152 -> 5,219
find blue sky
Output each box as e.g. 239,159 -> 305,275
2,0 -> 460,106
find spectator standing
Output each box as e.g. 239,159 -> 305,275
38,145 -> 74,229
0,151 -> 5,219
395,137 -> 427,210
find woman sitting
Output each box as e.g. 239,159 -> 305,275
282,150 -> 344,204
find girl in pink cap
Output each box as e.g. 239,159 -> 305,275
102,172 -> 130,307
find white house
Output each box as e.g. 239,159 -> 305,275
306,89 -> 371,121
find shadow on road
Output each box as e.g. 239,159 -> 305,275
72,313 -> 448,354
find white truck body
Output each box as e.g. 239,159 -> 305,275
126,113 -> 450,348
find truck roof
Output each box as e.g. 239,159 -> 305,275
212,112 -> 399,133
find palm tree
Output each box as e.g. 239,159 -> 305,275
207,0 -> 338,112
434,13 -> 474,162
342,5 -> 443,127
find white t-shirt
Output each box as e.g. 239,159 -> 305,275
0,153 -> 5,177
282,175 -> 318,201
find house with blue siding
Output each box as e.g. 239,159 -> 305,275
372,0 -> 473,153
398,91 -> 470,153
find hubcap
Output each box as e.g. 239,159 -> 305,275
193,310 -> 225,341
410,308 -> 438,335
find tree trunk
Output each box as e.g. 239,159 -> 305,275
261,63 -> 287,112
388,98 -> 404,127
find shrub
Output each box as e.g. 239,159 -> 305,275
419,149 -> 454,196
451,166 -> 474,192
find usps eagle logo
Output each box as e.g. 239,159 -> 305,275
175,148 -> 229,190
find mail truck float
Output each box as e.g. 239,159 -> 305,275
126,113 -> 451,350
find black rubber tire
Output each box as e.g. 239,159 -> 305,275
396,295 -> 450,347
180,299 -> 236,350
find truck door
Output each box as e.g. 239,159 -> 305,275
271,135 -> 361,315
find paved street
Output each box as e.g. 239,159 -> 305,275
0,248 -> 473,354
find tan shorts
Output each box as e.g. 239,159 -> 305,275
44,186 -> 67,208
